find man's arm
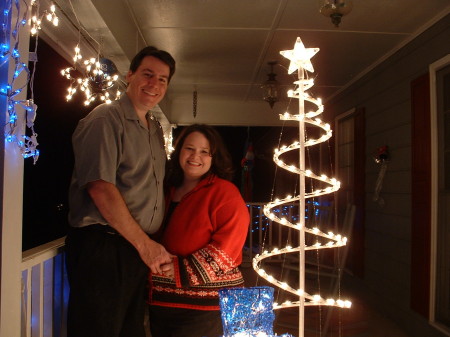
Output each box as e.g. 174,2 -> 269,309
86,179 -> 172,274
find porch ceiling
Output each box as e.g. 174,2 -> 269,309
39,0 -> 450,126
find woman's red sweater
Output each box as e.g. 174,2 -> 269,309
149,175 -> 250,310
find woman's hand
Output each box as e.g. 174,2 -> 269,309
160,259 -> 175,279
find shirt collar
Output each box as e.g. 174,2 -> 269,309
119,94 -> 160,134
119,94 -> 140,121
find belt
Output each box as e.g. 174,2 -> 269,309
74,224 -> 121,235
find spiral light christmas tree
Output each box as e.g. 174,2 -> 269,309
252,37 -> 351,337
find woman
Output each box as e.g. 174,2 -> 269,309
148,124 -> 250,337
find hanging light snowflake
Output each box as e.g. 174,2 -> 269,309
61,47 -> 121,106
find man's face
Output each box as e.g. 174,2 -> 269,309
126,55 -> 170,115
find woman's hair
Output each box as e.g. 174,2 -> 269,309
165,124 -> 234,187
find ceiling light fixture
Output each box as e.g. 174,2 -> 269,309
319,0 -> 353,28
262,61 -> 279,109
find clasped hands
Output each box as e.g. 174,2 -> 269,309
159,259 -> 175,279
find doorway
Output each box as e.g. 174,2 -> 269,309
431,55 -> 450,332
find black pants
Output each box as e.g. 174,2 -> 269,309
65,225 -> 149,337
149,306 -> 223,337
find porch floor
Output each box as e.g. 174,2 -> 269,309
240,263 -> 411,337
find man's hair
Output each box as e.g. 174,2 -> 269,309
129,46 -> 176,82
165,124 -> 234,188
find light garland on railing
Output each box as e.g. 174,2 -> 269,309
252,37 -> 351,336
2,0 -> 58,163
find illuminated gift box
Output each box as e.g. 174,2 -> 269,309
219,286 -> 276,337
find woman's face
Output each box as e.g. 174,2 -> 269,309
179,131 -> 212,181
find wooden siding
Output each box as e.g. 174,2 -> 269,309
324,13 -> 450,337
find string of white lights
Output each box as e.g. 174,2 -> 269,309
163,126 -> 175,158
30,0 -> 58,36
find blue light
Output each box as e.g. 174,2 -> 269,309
22,149 -> 40,160
219,287 -> 276,337
1,0 -> 39,161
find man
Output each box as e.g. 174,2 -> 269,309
66,46 -> 176,337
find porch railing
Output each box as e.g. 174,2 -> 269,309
21,237 -> 68,337
19,201 -> 339,336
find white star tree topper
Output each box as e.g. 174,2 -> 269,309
280,37 -> 319,74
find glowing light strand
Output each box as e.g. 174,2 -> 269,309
252,37 -> 351,336
30,0 -> 59,36
163,126 -> 175,159
1,0 -> 57,162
